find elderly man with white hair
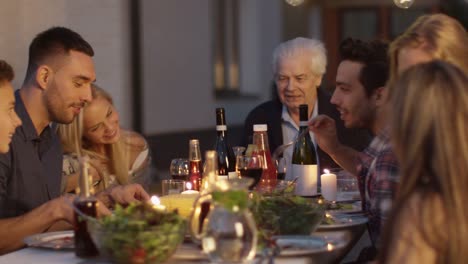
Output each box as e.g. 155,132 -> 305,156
242,37 -> 370,176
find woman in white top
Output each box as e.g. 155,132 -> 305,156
58,84 -> 151,193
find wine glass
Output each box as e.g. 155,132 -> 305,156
238,154 -> 264,190
275,156 -> 289,180
232,146 -> 246,176
169,158 -> 189,181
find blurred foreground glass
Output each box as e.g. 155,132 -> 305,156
170,158 -> 189,180
74,156 -> 98,257
201,178 -> 257,263
162,179 -> 186,196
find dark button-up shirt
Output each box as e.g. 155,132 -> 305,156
0,90 -> 62,218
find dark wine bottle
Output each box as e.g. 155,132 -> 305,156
74,157 -> 99,258
214,108 -> 236,179
291,104 -> 318,196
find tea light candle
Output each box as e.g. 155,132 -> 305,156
321,169 -> 337,201
150,195 -> 167,211
181,182 -> 200,195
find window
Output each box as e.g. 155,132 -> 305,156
213,0 -> 240,97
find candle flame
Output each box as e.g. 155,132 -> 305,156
150,195 -> 161,205
327,243 -> 334,251
325,213 -> 331,218
324,169 -> 330,174
186,181 -> 193,190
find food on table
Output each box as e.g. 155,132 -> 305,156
89,203 -> 186,264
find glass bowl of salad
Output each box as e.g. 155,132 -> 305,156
87,202 -> 186,264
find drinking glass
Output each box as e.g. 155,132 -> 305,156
275,156 -> 288,180
238,154 -> 264,190
162,179 -> 186,195
201,178 -> 257,263
169,158 -> 189,181
332,168 -> 360,201
232,146 -> 246,176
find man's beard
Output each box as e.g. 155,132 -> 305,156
43,83 -> 74,124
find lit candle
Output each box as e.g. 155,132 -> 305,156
321,169 -> 337,201
181,182 -> 200,195
150,195 -> 167,211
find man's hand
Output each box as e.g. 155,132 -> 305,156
308,114 -> 340,155
98,183 -> 150,208
53,194 -> 112,224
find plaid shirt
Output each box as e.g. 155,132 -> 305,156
356,128 -> 399,246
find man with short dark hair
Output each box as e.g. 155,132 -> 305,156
310,38 -> 398,248
0,28 -> 149,254
0,27 -> 96,219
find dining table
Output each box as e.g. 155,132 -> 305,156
0,226 -> 366,264
0,194 -> 368,264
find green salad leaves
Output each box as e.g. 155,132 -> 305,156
95,203 -> 186,264
250,195 -> 324,247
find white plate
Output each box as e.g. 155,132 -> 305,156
24,231 -> 74,249
270,234 -> 349,262
336,191 -> 361,202
273,235 -> 327,256
172,242 -> 207,260
327,201 -> 362,213
318,213 -> 368,230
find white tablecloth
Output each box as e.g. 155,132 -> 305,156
0,229 -> 362,264
0,247 -> 324,264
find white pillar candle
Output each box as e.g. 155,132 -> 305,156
321,169 -> 337,201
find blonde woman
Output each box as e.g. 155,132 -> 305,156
58,84 -> 151,193
388,13 -> 468,85
379,61 -> 468,263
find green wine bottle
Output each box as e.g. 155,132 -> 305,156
291,104 -> 318,196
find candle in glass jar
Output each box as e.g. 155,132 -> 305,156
321,169 -> 337,201
150,195 -> 167,211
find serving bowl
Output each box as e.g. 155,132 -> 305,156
250,195 -> 324,248
85,203 -> 186,264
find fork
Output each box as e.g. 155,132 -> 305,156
272,128 -> 309,161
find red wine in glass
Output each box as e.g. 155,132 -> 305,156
74,199 -> 98,257
171,174 -> 188,181
239,168 -> 263,190
277,172 -> 286,180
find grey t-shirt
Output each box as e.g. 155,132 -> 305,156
0,90 -> 62,218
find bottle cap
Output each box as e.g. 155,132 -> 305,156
253,124 -> 268,131
299,104 -> 309,122
216,125 -> 227,131
190,139 -> 200,145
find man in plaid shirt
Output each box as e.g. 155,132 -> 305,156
309,38 -> 399,249
356,127 -> 399,245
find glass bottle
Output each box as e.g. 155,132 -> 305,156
291,104 -> 318,196
73,156 -> 99,257
252,124 -> 277,191
190,150 -> 218,244
214,108 -> 236,180
188,139 -> 203,191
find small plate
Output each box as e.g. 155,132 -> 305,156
327,201 -> 362,213
318,213 -> 368,230
24,231 -> 74,250
273,235 -> 327,256
172,242 -> 207,260
336,191 -> 361,202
